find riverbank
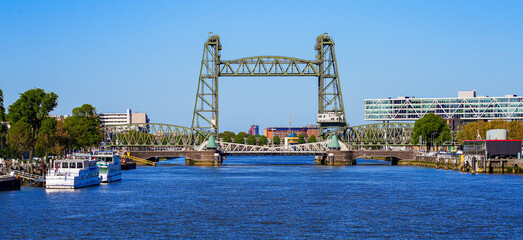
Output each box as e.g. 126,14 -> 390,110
399,156 -> 523,174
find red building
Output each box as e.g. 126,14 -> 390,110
248,125 -> 259,136
264,125 -> 318,140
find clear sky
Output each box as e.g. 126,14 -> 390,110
1,0 -> 522,132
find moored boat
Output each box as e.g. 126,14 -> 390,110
45,154 -> 101,189
94,151 -> 122,183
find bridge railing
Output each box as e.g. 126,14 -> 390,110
217,141 -> 330,155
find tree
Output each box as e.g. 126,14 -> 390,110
221,131 -> 235,142
35,117 -> 57,157
456,121 -> 487,143
273,136 -> 280,145
307,135 -> 317,143
64,104 -> 102,151
258,135 -> 268,146
7,88 -> 58,159
72,103 -> 97,117
299,132 -> 308,140
234,134 -> 245,144
412,113 -> 451,151
7,121 -> 33,157
298,135 -> 306,144
457,119 -> 523,143
246,135 -> 256,145
237,132 -> 248,139
508,121 -> 523,140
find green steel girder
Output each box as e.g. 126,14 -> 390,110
220,56 -> 319,76
191,33 -> 348,140
102,123 -> 211,147
316,34 -> 347,140
348,122 -> 414,146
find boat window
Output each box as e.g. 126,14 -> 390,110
62,162 -> 68,168
70,162 -> 76,168
77,162 -> 83,168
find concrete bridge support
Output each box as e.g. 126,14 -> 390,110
314,150 -> 356,166
129,150 -> 223,166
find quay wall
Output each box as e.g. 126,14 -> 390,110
399,156 -> 523,174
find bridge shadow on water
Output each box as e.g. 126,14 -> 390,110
156,156 -> 392,166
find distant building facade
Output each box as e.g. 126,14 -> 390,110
99,109 -> 149,127
264,124 -> 318,140
49,115 -> 69,121
248,125 -> 259,136
364,90 -> 523,130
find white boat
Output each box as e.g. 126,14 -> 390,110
46,154 -> 101,189
94,151 -> 122,183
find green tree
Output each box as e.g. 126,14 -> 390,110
412,113 -> 451,151
307,135 -> 317,143
237,132 -> 248,139
223,134 -> 232,142
7,121 -> 33,157
72,103 -> 97,117
298,135 -> 306,144
35,117 -> 58,157
220,131 -> 235,142
246,135 -> 256,145
7,88 -> 58,159
258,135 -> 268,146
234,134 -> 245,144
272,136 -> 280,145
64,104 -> 102,151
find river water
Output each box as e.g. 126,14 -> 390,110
1,156 -> 522,239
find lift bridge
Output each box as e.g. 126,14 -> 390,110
101,34 -> 415,162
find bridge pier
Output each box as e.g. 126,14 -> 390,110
315,150 -> 356,166
185,150 -> 223,166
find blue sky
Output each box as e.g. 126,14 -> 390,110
1,0 -> 522,132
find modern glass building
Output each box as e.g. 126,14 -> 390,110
364,90 -> 523,123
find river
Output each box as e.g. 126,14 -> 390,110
1,156 -> 522,239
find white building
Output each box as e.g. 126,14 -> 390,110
99,109 -> 149,127
364,90 -> 523,122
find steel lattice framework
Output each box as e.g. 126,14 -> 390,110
348,123 -> 414,147
102,123 -> 210,147
192,33 -> 347,140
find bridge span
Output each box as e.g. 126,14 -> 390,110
125,138 -> 417,166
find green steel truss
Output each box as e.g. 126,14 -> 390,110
220,56 -> 319,76
192,33 -> 348,140
102,123 -> 210,147
192,33 -> 221,134
348,123 -> 414,147
315,34 -> 347,139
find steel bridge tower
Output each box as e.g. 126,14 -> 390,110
192,33 -> 348,140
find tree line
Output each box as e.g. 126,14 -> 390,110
412,113 -> 523,150
0,88 -> 102,160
